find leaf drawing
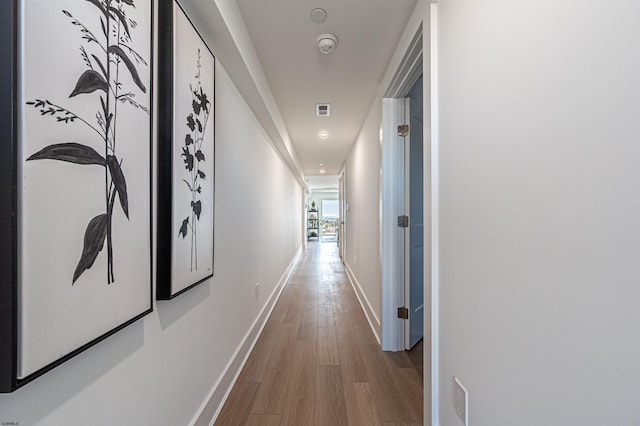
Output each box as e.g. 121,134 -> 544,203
108,45 -> 146,93
178,217 -> 189,238
181,49 -> 211,272
26,1 -> 149,284
27,142 -> 106,165
191,201 -> 202,219
107,155 -> 129,219
107,7 -> 131,38
181,147 -> 194,170
73,214 -> 109,283
69,70 -> 109,97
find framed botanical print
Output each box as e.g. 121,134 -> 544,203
0,0 -> 153,392
157,0 -> 215,300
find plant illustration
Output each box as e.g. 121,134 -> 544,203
178,49 -> 211,272
25,0 -> 148,284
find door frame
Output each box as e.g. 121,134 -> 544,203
379,4 -> 439,423
380,27 -> 423,352
338,171 -> 346,261
381,97 -> 407,352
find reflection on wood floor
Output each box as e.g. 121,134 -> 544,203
215,241 -> 423,425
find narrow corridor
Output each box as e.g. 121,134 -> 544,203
215,241 -> 423,425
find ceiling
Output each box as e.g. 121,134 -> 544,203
236,0 -> 418,177
306,174 -> 340,192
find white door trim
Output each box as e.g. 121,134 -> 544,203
403,96 -> 411,350
429,3 -> 440,424
380,26 -> 423,352
379,7 -> 440,424
380,98 -> 406,351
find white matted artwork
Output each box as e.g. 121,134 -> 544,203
157,0 -> 215,299
15,0 -> 153,383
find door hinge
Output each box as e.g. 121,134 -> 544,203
397,124 -> 409,137
398,307 -> 409,319
397,215 -> 409,228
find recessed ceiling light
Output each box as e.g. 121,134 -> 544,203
318,163 -> 324,166
310,8 -> 327,24
318,131 -> 328,139
319,169 -> 326,174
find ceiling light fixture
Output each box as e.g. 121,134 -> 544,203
310,8 -> 327,23
318,131 -> 329,139
316,34 -> 338,55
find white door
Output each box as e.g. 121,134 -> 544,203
405,75 -> 424,350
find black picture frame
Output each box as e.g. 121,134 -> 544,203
157,0 -> 215,300
0,0 -> 154,393
0,0 -> 18,395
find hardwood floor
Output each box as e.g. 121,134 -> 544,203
215,242 -> 423,425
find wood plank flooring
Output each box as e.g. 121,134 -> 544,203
215,242 -> 423,425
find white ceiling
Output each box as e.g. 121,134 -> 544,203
306,174 -> 339,192
236,0 -> 418,176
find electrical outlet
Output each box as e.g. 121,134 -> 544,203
453,377 -> 468,425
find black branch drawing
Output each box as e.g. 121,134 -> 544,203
25,0 -> 148,285
178,49 -> 211,272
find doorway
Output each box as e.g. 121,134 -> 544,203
379,8 -> 436,423
320,199 -> 338,242
380,25 -> 428,354
405,75 -> 424,350
338,172 -> 346,261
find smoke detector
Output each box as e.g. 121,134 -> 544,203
316,34 -> 338,55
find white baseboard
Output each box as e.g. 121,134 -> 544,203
344,262 -> 381,344
189,247 -> 302,426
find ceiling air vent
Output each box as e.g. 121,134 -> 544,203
316,104 -> 331,117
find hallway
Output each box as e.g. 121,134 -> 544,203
215,242 -> 423,425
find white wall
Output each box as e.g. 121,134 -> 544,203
0,62 -> 302,425
344,99 -> 384,337
437,1 -> 640,425
308,191 -> 338,215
